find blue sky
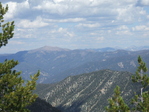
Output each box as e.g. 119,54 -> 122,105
1,0 -> 149,53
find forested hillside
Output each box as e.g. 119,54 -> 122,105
35,69 -> 141,112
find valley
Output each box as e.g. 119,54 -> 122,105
1,46 -> 149,112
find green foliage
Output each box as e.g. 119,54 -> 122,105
131,56 -> 149,111
132,56 -> 149,88
0,60 -> 40,111
131,91 -> 149,112
0,2 -> 40,112
105,86 -> 130,112
0,2 -> 15,47
106,56 -> 149,112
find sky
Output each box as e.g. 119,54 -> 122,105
0,0 -> 149,53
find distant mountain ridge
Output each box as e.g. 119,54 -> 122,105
84,47 -> 117,52
0,46 -> 149,83
124,46 -> 149,51
84,46 -> 149,52
1,46 -> 149,55
29,46 -> 70,53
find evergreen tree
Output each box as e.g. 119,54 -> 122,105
0,3 -> 14,47
0,2 -> 40,112
106,56 -> 149,112
131,56 -> 149,111
105,86 -> 130,112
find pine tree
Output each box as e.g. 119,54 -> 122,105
0,3 -> 14,47
105,86 -> 130,112
131,56 -> 149,111
0,2 -> 40,112
106,56 -> 149,112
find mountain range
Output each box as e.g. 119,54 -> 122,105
0,46 -> 149,83
1,46 -> 149,111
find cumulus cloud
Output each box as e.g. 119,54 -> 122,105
1,0 -> 149,53
14,23 -> 74,41
3,2 -> 17,20
3,0 -> 149,23
9,40 -> 25,45
45,18 -> 86,23
49,27 -> 75,38
95,37 -> 104,41
32,0 -> 137,19
117,25 -> 129,30
132,25 -> 149,31
4,0 -> 30,20
17,16 -> 49,28
77,23 -> 100,28
116,30 -> 132,35
140,0 -> 149,5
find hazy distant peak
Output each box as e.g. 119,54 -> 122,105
38,46 -> 70,51
28,46 -> 70,53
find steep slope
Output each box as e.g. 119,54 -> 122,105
35,69 -> 140,112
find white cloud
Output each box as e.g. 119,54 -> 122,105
50,27 -> 75,38
3,0 -> 149,24
116,30 -> 132,35
143,33 -> 149,36
14,28 -> 35,38
77,23 -> 100,28
140,0 -> 149,5
9,40 -> 24,45
95,37 -> 104,41
132,25 -> 149,31
33,1 -> 68,15
33,0 -> 139,19
17,16 -> 49,28
116,6 -> 137,22
45,18 -> 86,23
117,25 -> 129,30
3,2 -> 17,20
4,0 -> 30,20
